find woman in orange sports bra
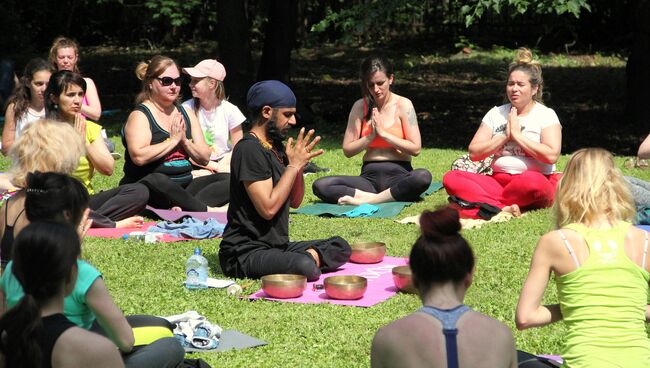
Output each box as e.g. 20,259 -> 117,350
312,56 -> 431,205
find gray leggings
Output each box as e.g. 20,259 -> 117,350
625,176 -> 650,207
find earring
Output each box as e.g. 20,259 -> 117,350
54,104 -> 58,109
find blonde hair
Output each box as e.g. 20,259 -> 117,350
554,148 -> 635,228
48,36 -> 80,73
192,79 -> 226,115
9,119 -> 85,188
134,55 -> 180,105
508,48 -> 544,103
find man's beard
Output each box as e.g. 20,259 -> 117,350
266,120 -> 288,164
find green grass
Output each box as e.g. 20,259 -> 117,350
3,132 -> 649,367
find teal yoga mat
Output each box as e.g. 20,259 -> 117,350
294,181 -> 443,219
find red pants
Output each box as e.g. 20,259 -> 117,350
442,170 -> 562,219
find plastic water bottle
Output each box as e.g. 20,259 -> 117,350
122,231 -> 146,241
185,248 -> 208,289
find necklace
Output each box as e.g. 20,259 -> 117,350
249,131 -> 272,149
249,132 -> 284,164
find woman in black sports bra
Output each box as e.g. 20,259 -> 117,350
121,55 -> 229,211
0,119 -> 86,269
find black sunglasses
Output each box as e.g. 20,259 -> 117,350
156,76 -> 182,86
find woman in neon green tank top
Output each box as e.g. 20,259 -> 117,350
516,148 -> 650,368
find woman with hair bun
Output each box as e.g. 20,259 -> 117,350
121,55 -> 229,211
371,207 -> 517,368
443,48 -> 562,219
516,148 -> 650,367
1,58 -> 54,155
0,221 -> 124,368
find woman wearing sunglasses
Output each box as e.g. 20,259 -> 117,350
45,71 -> 148,228
120,55 -> 229,211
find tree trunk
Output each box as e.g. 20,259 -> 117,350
627,0 -> 650,135
216,0 -> 254,108
256,0 -> 298,83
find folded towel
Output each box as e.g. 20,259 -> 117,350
341,203 -> 380,217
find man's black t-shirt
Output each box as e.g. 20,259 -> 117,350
220,134 -> 289,260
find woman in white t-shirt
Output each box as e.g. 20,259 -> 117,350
182,59 -> 245,174
443,48 -> 562,219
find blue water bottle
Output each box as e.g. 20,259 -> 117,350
185,248 -> 208,289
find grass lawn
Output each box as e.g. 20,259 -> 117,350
2,46 -> 649,366
2,132 -> 649,367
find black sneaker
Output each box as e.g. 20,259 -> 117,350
304,162 -> 330,174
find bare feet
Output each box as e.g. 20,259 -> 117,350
337,195 -> 364,206
171,206 -> 182,212
116,216 -> 145,229
501,204 -> 522,217
337,189 -> 395,206
306,248 -> 321,267
191,169 -> 213,178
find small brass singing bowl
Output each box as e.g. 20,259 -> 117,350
392,265 -> 417,294
261,274 -> 307,299
324,275 -> 368,300
349,241 -> 387,264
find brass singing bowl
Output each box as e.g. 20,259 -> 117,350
392,265 -> 417,294
261,274 -> 307,299
324,275 -> 368,300
349,242 -> 387,264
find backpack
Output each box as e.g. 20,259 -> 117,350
450,153 -> 494,175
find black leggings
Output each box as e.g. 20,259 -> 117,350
139,172 -> 229,211
312,161 -> 432,203
89,183 -> 149,228
220,236 -> 351,282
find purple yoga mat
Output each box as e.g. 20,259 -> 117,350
248,256 -> 408,307
145,205 -> 228,223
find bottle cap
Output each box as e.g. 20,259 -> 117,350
122,234 -> 129,240
194,248 -> 201,255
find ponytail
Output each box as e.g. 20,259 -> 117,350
0,294 -> 44,368
0,222 -> 80,368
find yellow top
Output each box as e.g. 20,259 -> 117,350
72,120 -> 102,195
557,222 -> 650,368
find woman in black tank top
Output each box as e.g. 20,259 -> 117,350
121,55 -> 230,211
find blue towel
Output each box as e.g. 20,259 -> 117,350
341,203 -> 380,218
149,217 -> 225,239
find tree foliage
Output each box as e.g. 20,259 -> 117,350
460,0 -> 591,27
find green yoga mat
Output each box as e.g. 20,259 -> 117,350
295,181 -> 443,219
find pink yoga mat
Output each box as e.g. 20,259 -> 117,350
249,256 -> 408,307
86,221 -> 187,242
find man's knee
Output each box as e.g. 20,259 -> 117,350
291,255 -> 321,282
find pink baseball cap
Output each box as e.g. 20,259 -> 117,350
182,59 -> 226,81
